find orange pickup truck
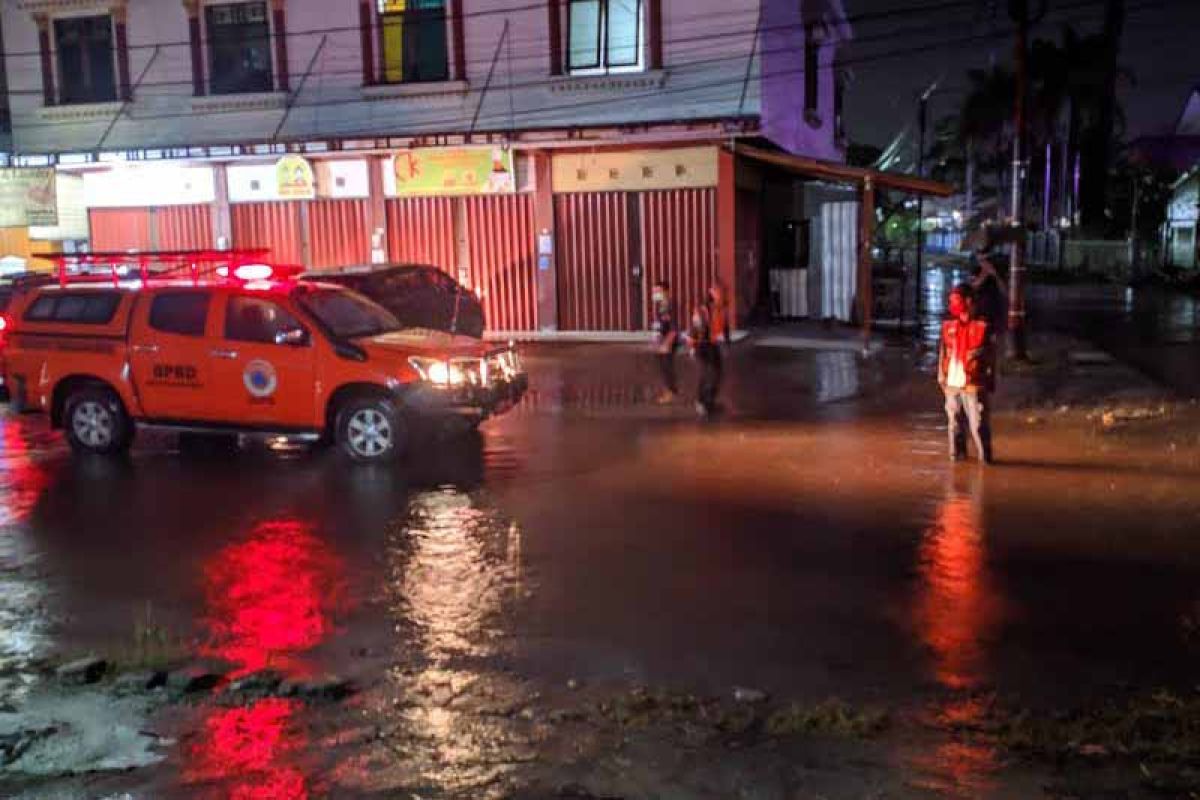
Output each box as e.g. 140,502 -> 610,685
1,255 -> 525,461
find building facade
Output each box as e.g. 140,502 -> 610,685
2,0 -> 851,332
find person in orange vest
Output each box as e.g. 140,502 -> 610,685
938,284 -> 995,463
687,283 -> 730,418
707,281 -> 732,348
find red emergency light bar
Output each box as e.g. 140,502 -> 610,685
42,249 -> 300,288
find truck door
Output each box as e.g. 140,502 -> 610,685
129,290 -> 217,421
206,293 -> 317,428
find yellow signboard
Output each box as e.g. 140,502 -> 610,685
392,147 -> 515,196
552,147 -> 719,194
276,155 -> 315,200
0,168 -> 57,227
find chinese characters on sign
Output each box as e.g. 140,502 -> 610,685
0,169 -> 58,227
391,147 -> 515,196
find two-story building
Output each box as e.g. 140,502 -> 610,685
2,0 -> 859,332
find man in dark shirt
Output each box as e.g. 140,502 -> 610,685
971,248 -> 1008,342
651,281 -> 679,403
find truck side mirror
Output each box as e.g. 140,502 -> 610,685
275,327 -> 310,347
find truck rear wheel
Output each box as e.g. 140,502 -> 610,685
64,386 -> 134,456
336,396 -> 406,462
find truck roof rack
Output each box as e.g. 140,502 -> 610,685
43,249 -> 281,288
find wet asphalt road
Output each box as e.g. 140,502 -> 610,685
3,306 -> 1200,797
1030,283 -> 1200,397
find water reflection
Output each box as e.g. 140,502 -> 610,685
336,488 -> 529,796
200,519 -> 345,677
0,416 -> 53,703
914,484 -> 998,690
391,489 -> 522,662
812,351 -> 859,403
186,697 -> 308,800
909,477 -> 1004,796
187,519 -> 344,798
0,417 -> 51,527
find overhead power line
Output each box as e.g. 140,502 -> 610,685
2,0 -> 1173,150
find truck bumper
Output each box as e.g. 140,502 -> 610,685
403,373 -> 529,422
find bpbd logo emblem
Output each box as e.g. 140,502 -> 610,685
243,359 -> 278,398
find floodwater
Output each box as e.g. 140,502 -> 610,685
2,325 -> 1200,798
1031,282 -> 1200,396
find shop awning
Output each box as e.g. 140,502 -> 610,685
734,144 -> 955,197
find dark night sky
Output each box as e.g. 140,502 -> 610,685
843,0 -> 1200,148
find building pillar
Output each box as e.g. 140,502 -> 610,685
298,201 -> 312,267
647,0 -> 663,70
368,156 -> 388,263
184,0 -> 204,95
450,0 -> 466,81
717,147 -> 737,329
858,177 -> 876,347
453,197 -> 470,288
358,0 -> 375,86
34,14 -> 55,106
212,163 -> 233,250
532,151 -> 557,331
547,0 -> 563,76
272,0 -> 290,92
113,4 -> 132,101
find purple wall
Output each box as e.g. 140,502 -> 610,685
760,0 -> 847,162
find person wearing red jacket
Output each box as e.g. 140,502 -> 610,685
938,285 -> 995,463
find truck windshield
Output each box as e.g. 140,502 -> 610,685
299,287 -> 402,339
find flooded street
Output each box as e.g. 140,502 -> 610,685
1031,282 -> 1200,396
3,314 -> 1200,798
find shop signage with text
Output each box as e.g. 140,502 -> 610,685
0,168 -> 57,227
391,147 -> 515,196
276,155 -> 315,200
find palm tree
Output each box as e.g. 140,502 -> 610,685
955,66 -> 1015,219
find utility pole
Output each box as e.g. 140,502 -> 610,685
1006,0 -> 1032,359
1129,174 -> 1140,276
913,79 -> 938,328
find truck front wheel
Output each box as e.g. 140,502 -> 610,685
64,386 -> 134,456
336,396 -> 406,462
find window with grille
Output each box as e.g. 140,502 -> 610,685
377,0 -> 449,84
206,1 -> 274,95
567,0 -> 644,74
54,15 -> 118,105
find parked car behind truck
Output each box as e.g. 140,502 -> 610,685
1,254 -> 526,461
303,263 -> 486,339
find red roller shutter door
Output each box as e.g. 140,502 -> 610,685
308,199 -> 372,269
555,193 -> 633,331
157,204 -> 212,251
231,203 -> 303,266
465,194 -> 537,332
89,208 -> 153,252
386,197 -> 456,273
641,188 -> 718,326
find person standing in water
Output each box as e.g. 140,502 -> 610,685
651,281 -> 679,403
688,285 -> 727,418
938,284 -> 995,463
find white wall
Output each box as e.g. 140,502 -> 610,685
3,0 -> 839,158
82,163 -> 216,207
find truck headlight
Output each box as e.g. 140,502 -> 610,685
409,357 -> 465,387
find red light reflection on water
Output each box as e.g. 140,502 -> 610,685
915,491 -> 998,691
200,519 -> 344,676
910,487 -> 1003,794
187,698 -> 308,800
0,421 -> 49,526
